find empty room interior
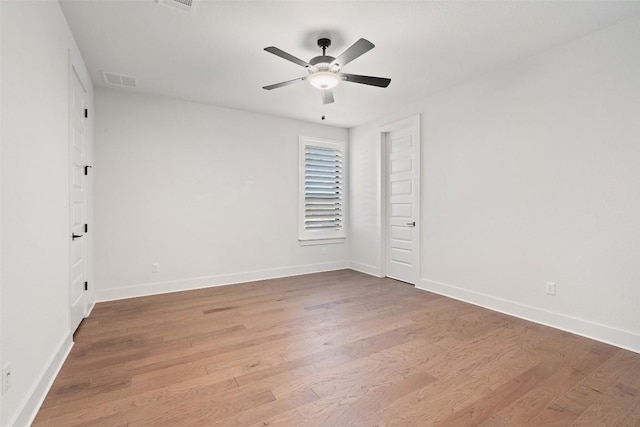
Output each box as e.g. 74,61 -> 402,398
2,0 -> 640,425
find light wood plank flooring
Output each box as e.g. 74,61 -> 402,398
34,270 -> 640,426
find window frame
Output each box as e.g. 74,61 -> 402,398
298,136 -> 347,244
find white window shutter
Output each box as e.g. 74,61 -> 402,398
299,137 -> 346,241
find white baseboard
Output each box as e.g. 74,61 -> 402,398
419,277 -> 640,354
349,261 -> 384,277
9,333 -> 73,427
96,261 -> 350,302
85,300 -> 96,317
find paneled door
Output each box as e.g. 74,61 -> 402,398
385,116 -> 420,284
69,66 -> 88,333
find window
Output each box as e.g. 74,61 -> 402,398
299,136 -> 346,243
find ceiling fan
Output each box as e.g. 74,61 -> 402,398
262,37 -> 391,105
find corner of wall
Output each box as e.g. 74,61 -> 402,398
349,262 -> 384,278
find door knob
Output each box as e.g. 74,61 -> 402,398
406,221 -> 416,227
72,233 -> 83,240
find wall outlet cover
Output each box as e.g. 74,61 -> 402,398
545,282 -> 556,296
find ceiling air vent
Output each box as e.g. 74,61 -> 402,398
157,0 -> 197,14
101,71 -> 137,88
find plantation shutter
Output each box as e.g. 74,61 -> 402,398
299,137 -> 346,241
304,145 -> 343,231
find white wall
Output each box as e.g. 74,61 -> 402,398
0,1 -> 93,425
349,123 -> 384,277
94,88 -> 348,301
350,16 -> 640,352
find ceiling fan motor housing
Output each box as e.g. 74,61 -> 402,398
309,56 -> 336,68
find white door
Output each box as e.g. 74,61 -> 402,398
69,67 -> 88,332
385,116 -> 420,284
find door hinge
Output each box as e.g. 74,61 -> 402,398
84,109 -> 88,118
84,224 -> 88,233
84,281 -> 88,291
84,165 -> 92,175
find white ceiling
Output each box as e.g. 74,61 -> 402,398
60,0 -> 640,128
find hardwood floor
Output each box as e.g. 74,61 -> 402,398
34,270 -> 640,426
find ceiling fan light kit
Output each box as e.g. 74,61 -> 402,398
307,72 -> 341,90
263,36 -> 391,105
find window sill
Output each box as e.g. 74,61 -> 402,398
299,238 -> 346,246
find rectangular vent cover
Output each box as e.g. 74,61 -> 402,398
101,71 -> 137,88
157,0 -> 197,14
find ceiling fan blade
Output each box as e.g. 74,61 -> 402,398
264,46 -> 310,68
262,77 -> 305,90
330,38 -> 374,67
321,89 -> 334,105
341,73 -> 391,88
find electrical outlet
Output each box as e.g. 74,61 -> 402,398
545,282 -> 556,296
152,262 -> 160,273
2,364 -> 12,394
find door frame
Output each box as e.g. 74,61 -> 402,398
378,114 -> 421,282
